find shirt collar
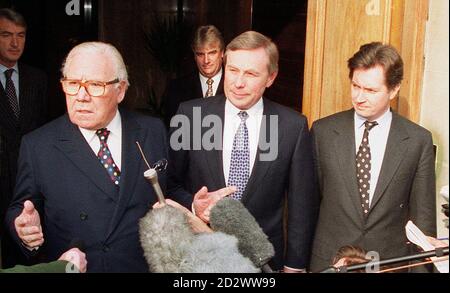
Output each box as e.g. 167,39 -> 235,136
199,68 -> 223,85
0,63 -> 19,74
79,110 -> 122,142
355,108 -> 392,129
225,97 -> 264,118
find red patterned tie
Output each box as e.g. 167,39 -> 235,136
96,128 -> 121,186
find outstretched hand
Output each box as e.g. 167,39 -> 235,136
193,186 -> 236,222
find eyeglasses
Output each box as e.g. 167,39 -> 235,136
60,78 -> 120,97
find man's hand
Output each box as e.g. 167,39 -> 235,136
59,248 -> 87,273
153,199 -> 213,233
14,200 -> 44,249
193,186 -> 236,222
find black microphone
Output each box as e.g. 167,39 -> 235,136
209,198 -> 275,272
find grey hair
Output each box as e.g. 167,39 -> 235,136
61,42 -> 129,86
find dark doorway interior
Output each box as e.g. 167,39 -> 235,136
252,0 -> 308,112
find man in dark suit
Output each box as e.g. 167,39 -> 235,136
169,31 -> 318,272
0,8 -> 47,268
310,42 -> 436,272
5,42 -> 171,272
163,25 -> 225,126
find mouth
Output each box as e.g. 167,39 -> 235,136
230,91 -> 247,99
76,109 -> 93,114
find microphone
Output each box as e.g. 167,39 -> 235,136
144,168 -> 166,204
139,204 -> 259,273
139,204 -> 192,273
209,198 -> 275,272
180,232 -> 259,273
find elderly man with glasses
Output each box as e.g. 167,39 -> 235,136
4,42 -> 174,272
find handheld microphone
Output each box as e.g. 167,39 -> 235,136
209,198 -> 275,272
144,168 -> 166,204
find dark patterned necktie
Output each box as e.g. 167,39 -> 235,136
228,111 -> 250,200
4,69 -> 20,119
205,78 -> 214,97
356,120 -> 378,216
96,128 -> 121,186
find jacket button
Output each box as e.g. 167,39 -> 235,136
80,212 -> 88,220
102,245 -> 110,252
399,204 -> 404,208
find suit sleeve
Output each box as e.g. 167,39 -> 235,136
409,132 -> 436,237
285,117 -> 319,269
166,103 -> 194,208
1,260 -> 68,273
4,136 -> 43,257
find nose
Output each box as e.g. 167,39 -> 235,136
203,54 -> 209,64
11,36 -> 19,47
75,86 -> 91,101
354,88 -> 367,103
234,74 -> 246,88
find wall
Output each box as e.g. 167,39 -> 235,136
421,0 -> 449,238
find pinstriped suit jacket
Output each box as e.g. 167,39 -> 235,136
0,62 -> 47,221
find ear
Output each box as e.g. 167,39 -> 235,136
265,71 -> 278,88
389,84 -> 401,101
116,81 -> 128,104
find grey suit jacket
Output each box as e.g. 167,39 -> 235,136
310,109 -> 436,272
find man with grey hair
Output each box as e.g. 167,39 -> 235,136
163,25 -> 225,126
5,41 -> 170,272
0,7 -> 48,269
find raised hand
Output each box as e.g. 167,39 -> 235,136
14,200 -> 44,249
193,186 -> 236,222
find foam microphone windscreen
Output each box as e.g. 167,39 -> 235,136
139,205 -> 194,272
209,198 -> 275,268
180,232 -> 260,273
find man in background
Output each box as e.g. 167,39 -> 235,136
163,25 -> 225,126
0,8 -> 48,268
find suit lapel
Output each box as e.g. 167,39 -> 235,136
106,109 -> 146,239
333,110 -> 365,221
18,63 -> 34,131
54,115 -> 119,202
203,96 -> 226,188
370,113 -> 409,210
241,99 -> 281,204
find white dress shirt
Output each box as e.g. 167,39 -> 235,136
79,110 -> 123,170
199,69 -> 222,97
354,109 -> 392,206
223,98 -> 264,184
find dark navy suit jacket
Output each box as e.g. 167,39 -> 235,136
5,109 -> 170,272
